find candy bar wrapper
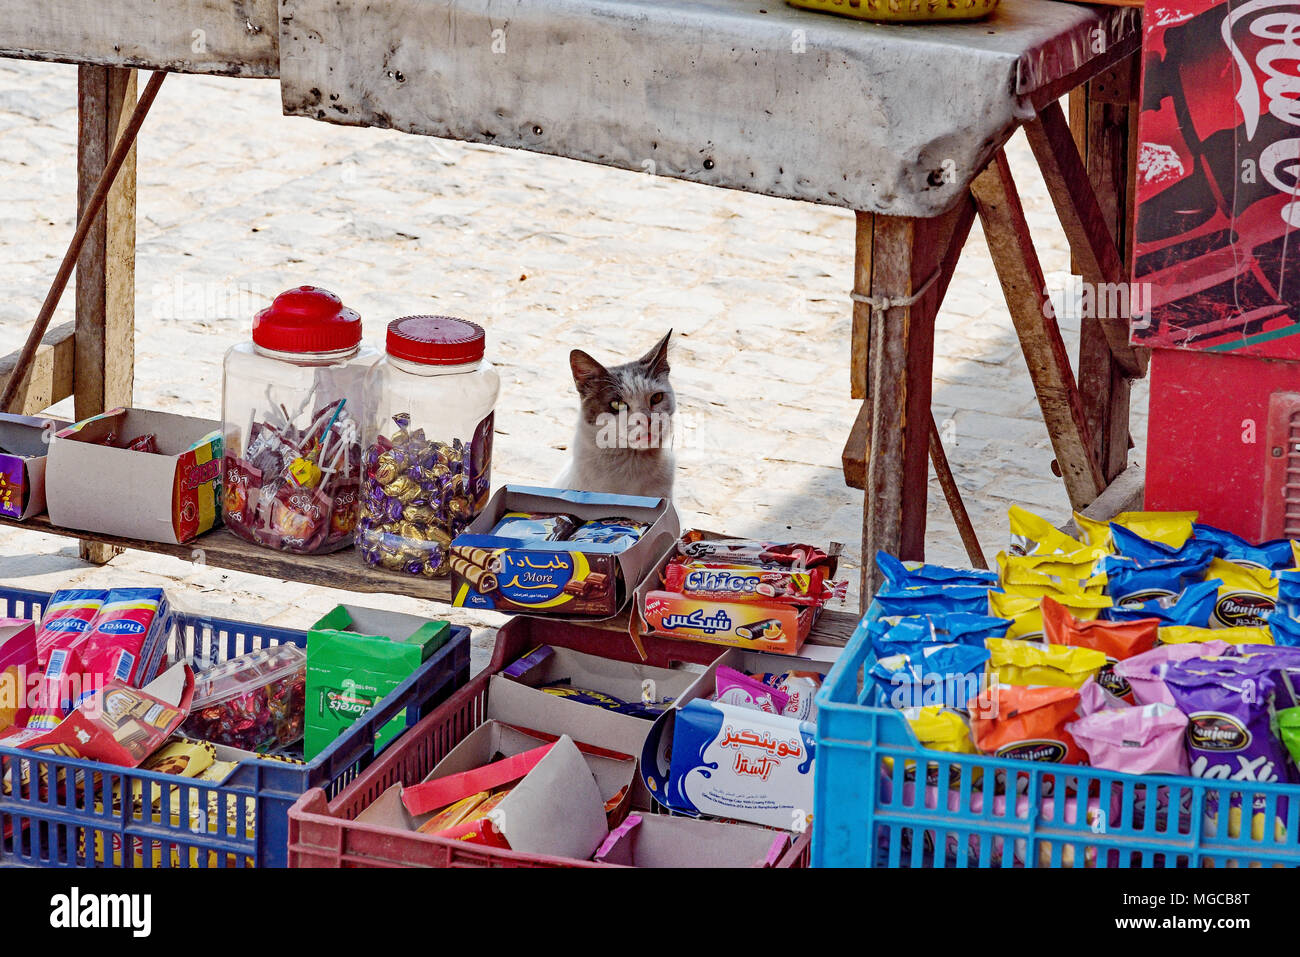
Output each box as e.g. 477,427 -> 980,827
755,670 -> 823,722
489,511 -> 578,542
34,588 -> 106,668
538,683 -> 664,720
676,531 -> 835,571
125,433 -> 159,454
566,517 -> 648,549
222,455 -> 264,540
75,587 -> 169,696
714,666 -> 790,715
267,482 -> 333,552
19,665 -> 194,767
664,560 -> 845,607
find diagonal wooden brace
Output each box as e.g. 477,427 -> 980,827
971,150 -> 1106,509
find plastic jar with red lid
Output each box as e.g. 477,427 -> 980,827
357,315 -> 500,578
221,286 -> 378,554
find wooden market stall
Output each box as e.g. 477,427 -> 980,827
0,0 -> 1148,619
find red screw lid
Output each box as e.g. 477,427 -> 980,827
252,286 -> 362,353
386,316 -> 486,365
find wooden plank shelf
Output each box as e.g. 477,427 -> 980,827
0,512 -> 860,645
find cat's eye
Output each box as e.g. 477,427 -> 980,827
610,399 -> 628,412
650,392 -> 665,405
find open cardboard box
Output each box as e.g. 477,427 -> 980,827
635,529 -> 843,656
356,671 -> 644,860
0,412 -> 69,521
357,717 -> 635,861
640,645 -> 840,830
450,485 -> 679,620
594,811 -> 792,868
45,407 -> 223,545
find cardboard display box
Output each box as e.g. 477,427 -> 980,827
450,485 -> 679,619
305,605 -> 451,760
45,407 -> 223,545
357,719 -> 635,861
594,812 -> 791,868
640,645 -> 839,830
0,413 -> 69,521
635,533 -> 842,655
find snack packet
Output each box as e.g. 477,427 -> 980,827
1076,676 -> 1129,717
870,643 -> 990,710
876,552 -> 998,588
988,590 -> 1110,641
753,670 -> 823,721
1112,641 -> 1234,707
1278,570 -> 1300,619
1008,505 -> 1086,556
539,684 -> 664,719
1108,524 -> 1217,567
985,638 -> 1107,690
1192,524 -> 1296,571
870,582 -> 996,621
869,613 -> 1010,660
489,512 -> 578,541
75,587 -> 168,696
1066,703 -> 1189,776
1074,511 -> 1197,552
34,589 -> 106,668
891,706 -> 979,786
1102,553 -> 1214,608
715,666 -> 789,715
676,533 -> 834,570
1163,663 -> 1289,783
664,561 -> 843,606
1041,596 -> 1159,702
566,517 -> 648,548
1204,558 -> 1278,628
970,684 -> 1085,765
1105,579 -> 1221,628
1270,609 -> 1300,647
996,548 -> 1107,583
1157,625 -> 1273,646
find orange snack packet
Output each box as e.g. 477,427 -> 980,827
971,684 -> 1085,765
1040,596 -> 1160,704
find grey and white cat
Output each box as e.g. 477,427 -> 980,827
556,330 -> 676,500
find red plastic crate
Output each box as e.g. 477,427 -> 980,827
287,616 -> 811,867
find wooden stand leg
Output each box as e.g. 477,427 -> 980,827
853,215 -> 948,600
1069,61 -> 1141,483
971,151 -> 1106,509
77,65 -> 137,565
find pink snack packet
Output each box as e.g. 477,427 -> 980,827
715,666 -> 790,715
1066,703 -> 1190,776
1113,641 -> 1233,706
1076,677 -> 1128,718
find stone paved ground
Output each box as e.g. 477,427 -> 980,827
0,60 -> 1149,672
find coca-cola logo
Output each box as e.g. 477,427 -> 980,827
1225,0 -> 1300,226
1212,591 -> 1275,627
995,739 -> 1068,763
1189,712 -> 1251,752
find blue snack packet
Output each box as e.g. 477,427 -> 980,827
1193,524 -> 1295,571
870,612 -> 1010,660
1269,609 -> 1300,647
867,582 -> 997,621
1278,570 -> 1300,620
869,642 -> 991,711
875,552 -> 998,588
1103,553 -> 1214,607
1105,579 -> 1222,627
1110,524 -> 1218,567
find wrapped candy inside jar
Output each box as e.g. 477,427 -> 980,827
221,287 -> 377,554
357,316 -> 499,578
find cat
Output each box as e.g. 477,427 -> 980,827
556,330 -> 676,500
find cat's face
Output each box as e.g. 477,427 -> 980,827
570,330 -> 675,452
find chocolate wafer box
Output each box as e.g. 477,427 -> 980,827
449,486 -> 679,619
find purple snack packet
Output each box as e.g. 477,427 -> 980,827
1163,663 -> 1288,784
1113,640 -> 1233,706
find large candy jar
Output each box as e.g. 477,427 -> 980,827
221,286 -> 377,554
358,316 -> 499,577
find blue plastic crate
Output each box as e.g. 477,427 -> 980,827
812,615 -> 1300,868
0,586 -> 470,868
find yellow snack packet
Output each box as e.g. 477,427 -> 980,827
1157,625 -> 1273,646
886,707 -> 979,785
997,548 -> 1107,582
1205,558 -> 1279,628
996,553 -> 1107,598
985,638 -> 1108,689
1073,510 -> 1197,552
988,589 -> 1111,641
1009,505 -> 1086,556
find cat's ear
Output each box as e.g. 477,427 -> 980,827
638,329 -> 672,378
570,349 -> 609,396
